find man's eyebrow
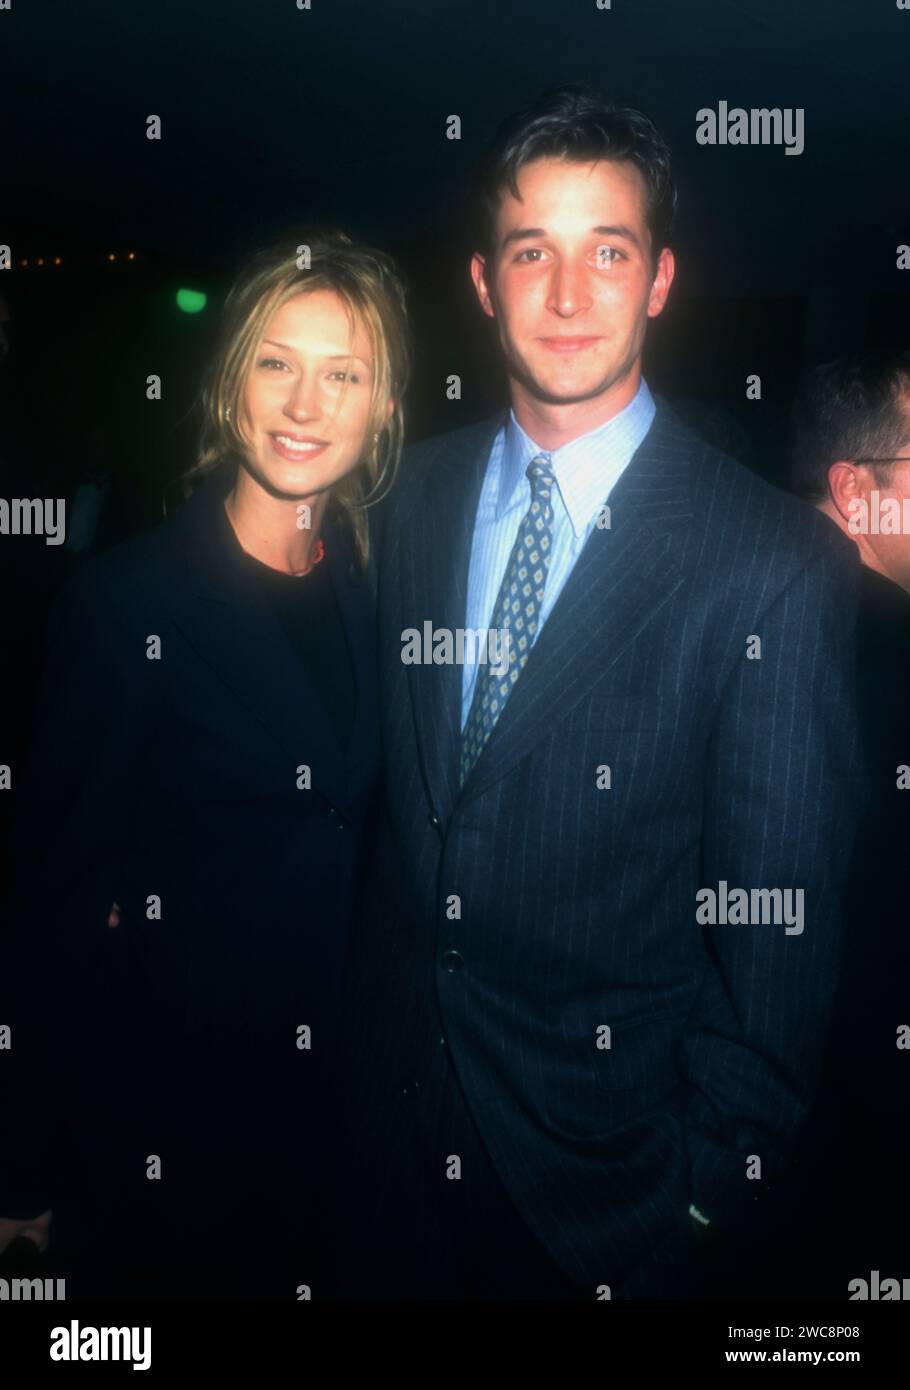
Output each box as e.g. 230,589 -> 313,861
592,224 -> 644,251
500,223 -> 644,253
262,339 -> 371,366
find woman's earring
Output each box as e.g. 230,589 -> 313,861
226,406 -> 232,421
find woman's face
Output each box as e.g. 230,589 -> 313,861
240,288 -> 378,500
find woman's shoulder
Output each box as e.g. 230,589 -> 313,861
52,485 -> 212,639
71,466 -> 233,594
62,515 -> 181,609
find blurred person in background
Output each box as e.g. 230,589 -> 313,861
783,351 -> 910,1294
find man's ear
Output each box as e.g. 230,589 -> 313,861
471,252 -> 496,319
827,459 -> 867,525
647,247 -> 675,319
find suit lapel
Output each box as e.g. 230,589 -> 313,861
463,406 -> 696,801
402,405 -> 697,819
401,413 -> 507,826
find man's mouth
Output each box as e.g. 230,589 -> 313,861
537,336 -> 602,353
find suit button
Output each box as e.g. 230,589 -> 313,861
401,1080 -> 421,1098
326,807 -> 345,829
439,949 -> 464,972
428,814 -> 440,829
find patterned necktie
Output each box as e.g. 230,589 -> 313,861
460,453 -> 556,786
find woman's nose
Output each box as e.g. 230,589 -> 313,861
284,375 -> 321,421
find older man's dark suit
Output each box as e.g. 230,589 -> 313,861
329,400 -> 864,1299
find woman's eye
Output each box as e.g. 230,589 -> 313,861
328,371 -> 361,383
258,357 -> 288,370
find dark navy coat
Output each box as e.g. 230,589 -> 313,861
1,464 -> 379,1294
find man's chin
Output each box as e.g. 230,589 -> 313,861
520,372 -> 616,408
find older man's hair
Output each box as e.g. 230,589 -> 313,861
788,351 -> 910,501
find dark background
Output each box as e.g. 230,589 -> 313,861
1,0 -> 908,506
0,0 -> 908,812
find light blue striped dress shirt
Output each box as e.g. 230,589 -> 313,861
460,377 -> 657,729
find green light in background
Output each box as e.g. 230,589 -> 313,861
176,288 -> 207,314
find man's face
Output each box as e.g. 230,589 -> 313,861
471,156 -> 674,408
855,452 -> 910,592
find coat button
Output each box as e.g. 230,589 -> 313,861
401,1079 -> 421,1098
428,814 -> 440,829
439,949 -> 464,972
327,807 -> 345,829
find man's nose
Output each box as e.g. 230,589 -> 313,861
547,260 -> 592,316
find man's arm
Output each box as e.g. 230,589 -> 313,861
682,541 -> 866,1232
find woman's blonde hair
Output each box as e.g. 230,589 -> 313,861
181,228 -> 410,568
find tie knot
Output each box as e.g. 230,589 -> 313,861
526,453 -> 554,495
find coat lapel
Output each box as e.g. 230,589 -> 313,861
325,511 -> 380,801
166,468 -> 374,816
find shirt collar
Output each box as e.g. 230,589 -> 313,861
495,377 -> 656,537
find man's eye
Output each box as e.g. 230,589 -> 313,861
516,248 -> 544,263
595,246 -> 622,267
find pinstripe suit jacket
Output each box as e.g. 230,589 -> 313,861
337,398 -> 865,1290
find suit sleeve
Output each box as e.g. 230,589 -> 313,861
682,542 -> 867,1231
0,570 -> 149,1217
